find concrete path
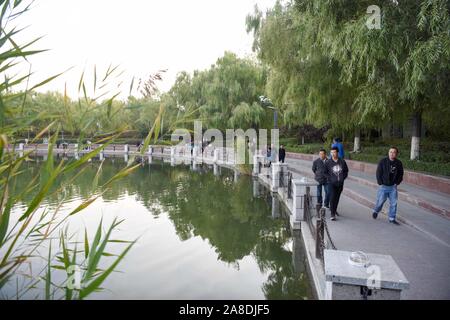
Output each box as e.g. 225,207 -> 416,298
286,157 -> 450,299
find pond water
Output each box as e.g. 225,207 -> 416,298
2,155 -> 313,300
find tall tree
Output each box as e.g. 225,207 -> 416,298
294,0 -> 450,159
248,0 -> 450,158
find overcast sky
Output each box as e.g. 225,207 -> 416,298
11,0 -> 277,99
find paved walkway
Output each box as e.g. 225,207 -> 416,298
286,156 -> 450,299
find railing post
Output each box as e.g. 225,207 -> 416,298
271,194 -> 279,219
316,207 -> 325,259
325,250 -> 409,300
197,146 -> 203,164
291,178 -> 319,230
253,177 -> 260,198
271,162 -> 280,192
253,154 -> 259,176
192,145 -> 199,160
214,148 -> 220,164
124,144 -> 129,154
291,180 -> 303,230
279,164 -> 289,186
213,163 -> 219,176
147,146 -> 153,155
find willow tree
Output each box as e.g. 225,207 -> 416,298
228,101 -> 266,130
246,2 -> 364,146
248,0 -> 449,158
198,52 -> 267,131
294,0 -> 450,159
165,52 -> 267,133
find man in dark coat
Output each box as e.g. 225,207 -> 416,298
279,145 -> 286,163
312,148 -> 330,208
324,146 -> 349,220
372,147 -> 404,225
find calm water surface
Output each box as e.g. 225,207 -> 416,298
3,155 -> 313,299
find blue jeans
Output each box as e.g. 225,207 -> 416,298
373,185 -> 398,221
317,183 -> 330,207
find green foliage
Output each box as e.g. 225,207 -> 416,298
0,0 -> 155,299
8,52 -> 271,142
349,152 -> 450,177
247,0 -> 450,156
196,52 -> 268,131
284,143 -> 324,155
229,101 -> 265,129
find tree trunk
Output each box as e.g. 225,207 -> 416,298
353,128 -> 361,152
410,111 -> 421,160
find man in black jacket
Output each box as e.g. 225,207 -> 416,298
279,145 -> 286,163
372,147 -> 404,225
324,146 -> 349,220
312,148 -> 330,208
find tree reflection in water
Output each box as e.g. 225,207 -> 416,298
15,155 -> 313,299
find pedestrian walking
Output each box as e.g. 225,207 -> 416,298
372,146 -> 404,225
279,145 -> 286,163
271,144 -> 277,164
331,137 -> 345,159
325,146 -> 349,220
266,146 -> 272,167
312,148 -> 330,208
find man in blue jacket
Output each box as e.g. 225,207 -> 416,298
324,146 -> 349,220
331,137 -> 345,159
372,147 -> 404,225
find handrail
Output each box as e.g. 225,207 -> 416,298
304,195 -> 337,263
